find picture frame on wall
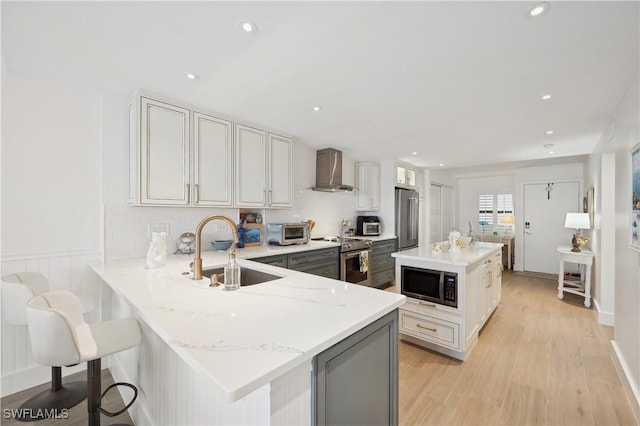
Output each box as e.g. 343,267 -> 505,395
630,143 -> 640,252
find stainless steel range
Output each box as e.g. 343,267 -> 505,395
340,237 -> 373,287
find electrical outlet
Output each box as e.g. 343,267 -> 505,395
215,223 -> 229,232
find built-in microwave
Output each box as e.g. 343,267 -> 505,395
400,266 -> 457,308
266,223 -> 310,246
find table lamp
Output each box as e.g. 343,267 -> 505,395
564,212 -> 590,252
500,215 -> 515,234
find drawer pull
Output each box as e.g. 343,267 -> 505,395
418,301 -> 437,307
417,324 -> 437,332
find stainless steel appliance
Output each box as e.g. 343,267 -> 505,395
340,237 -> 373,286
395,188 -> 419,250
400,266 -> 458,308
311,148 -> 355,192
356,216 -> 381,236
265,223 -> 310,245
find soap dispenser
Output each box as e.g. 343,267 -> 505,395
223,249 -> 241,291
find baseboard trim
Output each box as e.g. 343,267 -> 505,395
1,364 -> 87,397
593,298 -> 614,325
611,340 -> 640,423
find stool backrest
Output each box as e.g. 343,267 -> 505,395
27,290 -> 98,367
2,272 -> 50,326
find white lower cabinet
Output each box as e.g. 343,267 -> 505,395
400,309 -> 460,350
479,252 -> 502,328
395,247 -> 502,361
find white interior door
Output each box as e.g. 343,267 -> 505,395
523,181 -> 581,274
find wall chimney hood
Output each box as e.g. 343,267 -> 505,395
312,148 -> 355,192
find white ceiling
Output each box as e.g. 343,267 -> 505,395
2,1 -> 638,169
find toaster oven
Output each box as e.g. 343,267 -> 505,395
266,223 -> 310,245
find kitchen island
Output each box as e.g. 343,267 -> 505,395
392,242 -> 503,361
90,243 -> 405,425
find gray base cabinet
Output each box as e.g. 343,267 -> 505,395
250,254 -> 288,269
288,247 -> 339,280
371,238 -> 397,289
250,247 -> 340,280
313,310 -> 398,426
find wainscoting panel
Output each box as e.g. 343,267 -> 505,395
1,250 -> 101,396
107,287 -> 271,425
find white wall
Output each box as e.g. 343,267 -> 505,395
1,71 -> 102,393
609,72 -> 640,417
1,72 -> 101,257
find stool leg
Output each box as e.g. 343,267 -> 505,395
88,359 -> 102,426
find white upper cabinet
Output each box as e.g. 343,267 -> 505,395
395,162 -> 424,196
355,161 -> 381,211
235,124 -> 294,208
129,96 -> 190,205
267,133 -> 294,208
128,93 -> 293,208
235,124 -> 267,207
193,112 -> 233,206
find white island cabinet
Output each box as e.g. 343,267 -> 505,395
392,242 -> 502,361
90,247 -> 404,425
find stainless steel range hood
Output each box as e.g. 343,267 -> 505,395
312,148 -> 355,192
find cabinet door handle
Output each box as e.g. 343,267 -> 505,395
417,324 -> 437,332
186,183 -> 190,203
195,184 -> 200,203
418,301 -> 437,307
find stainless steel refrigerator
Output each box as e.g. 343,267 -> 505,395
395,188 -> 420,250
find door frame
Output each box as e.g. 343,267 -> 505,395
515,178 -> 583,272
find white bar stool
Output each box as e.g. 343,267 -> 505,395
26,290 -> 141,426
1,272 -> 88,421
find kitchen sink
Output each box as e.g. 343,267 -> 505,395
201,266 -> 283,286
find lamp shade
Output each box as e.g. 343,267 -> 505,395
564,212 -> 590,230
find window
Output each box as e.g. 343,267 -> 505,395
478,193 -> 514,233
478,194 -> 493,232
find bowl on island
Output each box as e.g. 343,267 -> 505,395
211,240 -> 233,251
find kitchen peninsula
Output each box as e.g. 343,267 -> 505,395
91,242 -> 405,425
392,242 -> 503,361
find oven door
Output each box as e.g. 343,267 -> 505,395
340,249 -> 372,286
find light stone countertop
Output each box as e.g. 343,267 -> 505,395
90,245 -> 405,402
392,242 -> 503,268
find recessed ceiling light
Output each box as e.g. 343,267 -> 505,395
546,130 -> 554,135
239,21 -> 257,33
439,163 -> 444,167
412,152 -> 418,156
527,2 -> 550,18
541,94 -> 552,100
184,72 -> 199,80
312,106 -> 322,111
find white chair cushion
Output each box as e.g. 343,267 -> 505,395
89,318 -> 141,360
26,290 -> 141,367
2,272 -> 50,325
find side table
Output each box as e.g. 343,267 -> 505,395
557,246 -> 594,308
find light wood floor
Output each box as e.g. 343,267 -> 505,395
398,270 -> 639,425
1,369 -> 133,425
